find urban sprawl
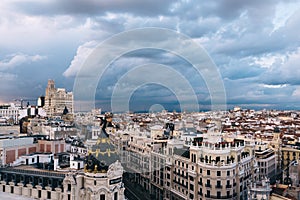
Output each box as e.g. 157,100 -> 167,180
0,80 -> 299,200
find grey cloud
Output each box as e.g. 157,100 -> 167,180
13,0 -> 177,17
219,58 -> 266,80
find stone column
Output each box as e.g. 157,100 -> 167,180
43,186 -> 52,200
55,187 -> 62,200
34,185 -> 43,199
0,180 -> 6,192
24,183 -> 33,198
6,181 -> 14,194
15,182 -> 24,195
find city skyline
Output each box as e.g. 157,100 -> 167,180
1,1 -> 300,111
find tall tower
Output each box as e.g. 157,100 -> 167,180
44,79 -> 73,117
45,79 -> 55,97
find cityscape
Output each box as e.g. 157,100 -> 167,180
1,1 -> 300,200
0,80 -> 299,200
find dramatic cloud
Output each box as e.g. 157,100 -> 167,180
63,41 -> 97,77
1,0 -> 300,110
11,0 -> 176,17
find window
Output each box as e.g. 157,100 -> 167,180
67,184 -> 71,191
206,179 -> 210,187
227,170 -> 230,176
190,184 -> 194,191
100,194 -> 105,200
217,180 -> 221,187
114,192 -> 118,200
200,168 -> 202,173
207,170 -> 210,175
227,191 -> 230,197
207,190 -> 210,197
217,191 -> 221,198
190,193 -> 194,199
217,171 -> 221,176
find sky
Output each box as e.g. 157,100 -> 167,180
0,0 -> 300,112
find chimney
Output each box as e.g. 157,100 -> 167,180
54,156 -> 59,171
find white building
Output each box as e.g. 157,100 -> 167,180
0,103 -> 19,125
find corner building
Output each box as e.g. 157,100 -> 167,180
165,139 -> 257,200
0,115 -> 125,200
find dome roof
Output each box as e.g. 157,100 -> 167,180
85,128 -> 119,173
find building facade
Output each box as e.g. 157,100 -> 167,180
255,142 -> 277,184
0,104 -> 19,125
44,80 -> 73,117
120,126 -> 258,200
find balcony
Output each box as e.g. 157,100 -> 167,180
210,195 -> 233,199
215,185 -> 222,189
205,183 -> 212,188
226,185 -> 232,188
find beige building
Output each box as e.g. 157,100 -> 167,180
255,142 -> 277,183
165,139 -> 257,200
0,161 -> 125,200
0,116 -> 125,200
119,125 -> 258,200
281,146 -> 300,186
44,80 -> 73,117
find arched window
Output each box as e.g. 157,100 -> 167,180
100,194 -> 105,200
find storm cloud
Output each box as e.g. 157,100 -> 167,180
0,0 -> 300,110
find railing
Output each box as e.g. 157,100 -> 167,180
0,167 -> 65,178
215,185 -> 222,189
205,183 -> 212,188
210,195 -> 233,199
